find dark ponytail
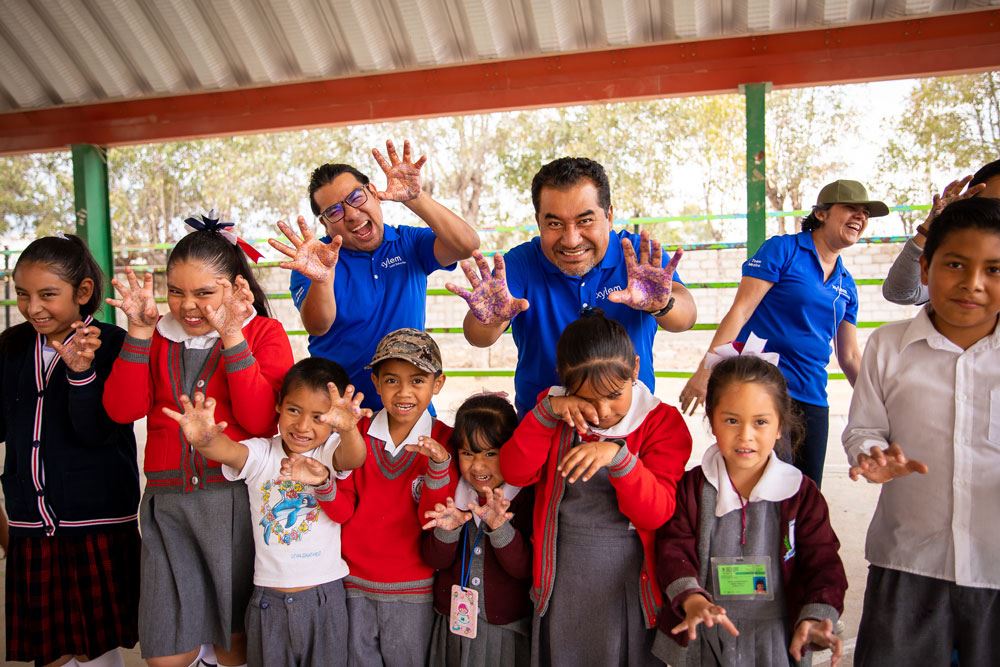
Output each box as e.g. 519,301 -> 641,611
15,235 -> 103,317
167,230 -> 271,317
556,308 -> 636,395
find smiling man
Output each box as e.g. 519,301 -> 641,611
271,140 -> 479,411
449,157 -> 697,416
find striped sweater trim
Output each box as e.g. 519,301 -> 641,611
608,442 -> 637,479
534,423 -> 574,617
314,479 -> 336,502
343,576 -> 434,602
9,513 -> 137,531
532,397 -> 559,429
120,335 -> 152,364
66,370 -> 97,386
424,457 -> 451,490
222,340 -> 255,373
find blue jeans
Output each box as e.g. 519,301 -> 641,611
791,399 -> 829,489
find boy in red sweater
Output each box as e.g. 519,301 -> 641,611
319,328 -> 454,666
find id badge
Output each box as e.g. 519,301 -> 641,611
710,555 -> 774,601
449,585 -> 479,639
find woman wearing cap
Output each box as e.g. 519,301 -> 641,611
679,180 -> 889,487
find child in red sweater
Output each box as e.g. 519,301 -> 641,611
103,214 -> 293,667
499,309 -> 692,666
318,328 -> 453,666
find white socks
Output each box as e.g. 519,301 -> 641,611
74,648 -> 125,667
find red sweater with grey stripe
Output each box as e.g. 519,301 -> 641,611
499,394 -> 692,627
319,414 -> 454,601
103,315 -> 293,493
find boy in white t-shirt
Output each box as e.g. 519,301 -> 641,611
164,358 -> 368,667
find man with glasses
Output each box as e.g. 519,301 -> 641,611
270,140 -> 479,410
447,157 -> 697,417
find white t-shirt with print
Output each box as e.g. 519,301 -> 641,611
223,434 -> 349,588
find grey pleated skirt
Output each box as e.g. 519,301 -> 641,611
429,609 -> 530,666
137,484 -> 254,658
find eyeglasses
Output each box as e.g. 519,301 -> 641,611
318,187 -> 368,224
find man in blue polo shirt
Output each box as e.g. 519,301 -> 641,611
269,139 -> 479,410
447,157 -> 697,416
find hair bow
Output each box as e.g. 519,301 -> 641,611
184,209 -> 263,263
703,332 -> 780,371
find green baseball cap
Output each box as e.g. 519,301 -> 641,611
816,180 -> 889,218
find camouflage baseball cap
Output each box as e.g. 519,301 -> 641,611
367,328 -> 442,374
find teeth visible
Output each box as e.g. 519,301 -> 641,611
562,249 -> 586,256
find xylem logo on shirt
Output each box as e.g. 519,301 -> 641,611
747,258 -> 763,269
596,285 -> 624,301
381,256 -> 407,270
832,285 -> 850,298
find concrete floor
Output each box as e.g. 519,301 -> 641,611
1,377 -> 878,666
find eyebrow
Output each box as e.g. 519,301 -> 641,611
720,410 -> 774,417
166,283 -> 217,291
543,209 -> 597,221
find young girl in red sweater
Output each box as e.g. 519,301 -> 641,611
499,309 -> 692,666
104,214 -> 293,667
654,348 -> 846,666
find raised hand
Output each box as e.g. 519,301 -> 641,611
679,366 -> 710,416
607,230 -> 683,314
405,436 -> 451,464
468,486 -> 513,531
50,321 -> 102,373
422,497 -> 472,532
161,393 -> 228,451
672,593 -> 739,642
849,443 -> 928,483
279,452 -> 331,487
269,216 -> 342,283
107,268 -> 158,332
320,383 -> 372,432
926,176 -> 986,225
789,618 -> 842,666
372,139 -> 425,202
203,278 -> 254,343
548,395 -> 600,435
446,251 -> 529,325
558,439 -> 620,484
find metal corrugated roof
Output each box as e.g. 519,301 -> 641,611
0,0 -> 995,114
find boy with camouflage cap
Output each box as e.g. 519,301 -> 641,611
317,328 -> 456,665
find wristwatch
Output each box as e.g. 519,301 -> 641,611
649,297 -> 675,318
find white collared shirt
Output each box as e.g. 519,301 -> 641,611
547,381 -> 661,437
700,445 -> 802,518
367,408 -> 434,457
843,306 -> 1000,589
453,478 -> 522,527
156,311 -> 256,349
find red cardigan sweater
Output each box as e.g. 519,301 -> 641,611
499,395 -> 692,627
320,415 -> 454,602
655,467 -> 847,648
103,316 -> 293,493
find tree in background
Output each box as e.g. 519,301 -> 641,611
0,152 -> 74,237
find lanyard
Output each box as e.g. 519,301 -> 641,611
459,522 -> 485,590
726,473 -> 749,547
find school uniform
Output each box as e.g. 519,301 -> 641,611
424,478 -> 534,666
1,319 -> 140,664
843,308 -> 1000,666
103,312 -> 293,657
224,434 -> 350,667
319,409 -> 454,666
653,447 -> 846,667
499,384 -> 692,666
739,231 -> 859,486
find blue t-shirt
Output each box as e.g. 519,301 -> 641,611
290,225 -> 452,411
738,231 -> 859,407
503,229 -> 683,417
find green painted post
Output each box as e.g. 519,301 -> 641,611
740,82 -> 770,258
71,144 -> 115,323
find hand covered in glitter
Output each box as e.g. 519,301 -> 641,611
372,139 -> 426,202
607,230 -> 683,314
204,277 -> 254,342
161,392 -> 227,451
50,321 -> 102,374
445,251 -> 530,325
269,216 -> 342,283
789,618 -> 842,666
924,176 -> 986,229
422,497 -> 473,532
468,486 -> 513,531
279,452 -> 331,487
849,443 -> 928,484
107,268 -> 159,332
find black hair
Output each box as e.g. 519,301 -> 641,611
705,356 -> 804,456
14,234 -> 103,317
924,197 -> 1000,265
556,309 -> 636,396
167,230 -> 270,317
454,393 -> 518,453
801,204 -> 831,232
530,157 -> 611,216
308,163 -> 371,216
970,158 -> 1000,189
278,357 -> 351,404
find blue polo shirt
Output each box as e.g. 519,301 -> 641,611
290,225 -> 452,411
503,229 -> 683,417
738,231 -> 858,408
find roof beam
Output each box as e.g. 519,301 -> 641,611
0,8 -> 997,155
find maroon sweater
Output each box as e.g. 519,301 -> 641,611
421,486 -> 534,626
655,466 -> 847,648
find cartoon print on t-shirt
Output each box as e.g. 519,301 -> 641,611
260,479 -> 321,545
